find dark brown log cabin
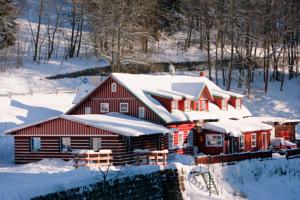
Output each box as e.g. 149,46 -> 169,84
6,114 -> 169,165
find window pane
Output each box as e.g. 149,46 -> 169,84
91,138 -> 101,151
120,103 -> 128,112
168,133 -> 174,149
61,137 -> 71,152
139,107 -> 145,118
100,103 -> 109,113
31,137 -> 41,152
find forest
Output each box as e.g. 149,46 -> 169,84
0,0 -> 299,94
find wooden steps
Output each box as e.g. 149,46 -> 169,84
190,171 -> 219,196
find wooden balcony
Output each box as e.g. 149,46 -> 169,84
72,149 -> 112,168
134,149 -> 168,166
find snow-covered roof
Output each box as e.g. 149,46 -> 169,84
211,89 -> 230,99
5,113 -> 170,137
110,73 -> 250,123
62,113 -> 170,137
72,83 -> 95,104
246,116 -> 300,124
203,119 -> 273,137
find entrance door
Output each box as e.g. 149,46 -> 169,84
229,136 -> 239,154
262,132 -> 268,150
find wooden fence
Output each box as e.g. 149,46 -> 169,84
196,150 -> 272,165
73,149 -> 112,168
286,148 -> 300,159
134,149 -> 168,166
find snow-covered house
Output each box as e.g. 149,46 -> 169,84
5,72 -> 279,164
5,113 -> 169,164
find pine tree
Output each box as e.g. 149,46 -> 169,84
0,0 -> 17,49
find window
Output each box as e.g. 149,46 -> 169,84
171,100 -> 178,112
236,99 -> 241,109
120,102 -> 129,113
251,133 -> 257,148
90,138 -> 101,151
168,132 -> 174,149
239,135 -> 245,149
206,134 -> 223,147
201,100 -> 206,111
188,130 -> 193,147
178,131 -> 184,146
195,101 -> 200,111
184,100 -> 191,111
100,103 -> 109,113
111,83 -> 117,92
85,107 -> 91,114
221,100 -> 227,110
126,136 -> 132,153
60,137 -> 71,152
139,107 -> 145,118
31,137 -> 41,152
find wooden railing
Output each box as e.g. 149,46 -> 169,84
286,148 -> 300,159
72,149 -> 112,168
134,149 -> 168,166
196,150 -> 272,165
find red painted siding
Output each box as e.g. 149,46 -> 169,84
12,118 -> 166,165
275,123 -> 296,141
68,77 -> 164,124
229,97 -> 242,109
213,96 -> 228,110
152,95 -> 172,112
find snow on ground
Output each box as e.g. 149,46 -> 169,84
167,154 -> 300,200
0,159 -> 162,200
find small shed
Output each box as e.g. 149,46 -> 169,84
195,119 -> 273,155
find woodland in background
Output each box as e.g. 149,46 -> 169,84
0,0 -> 300,94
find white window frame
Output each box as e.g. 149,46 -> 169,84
188,130 -> 193,147
221,100 -> 227,110
251,133 -> 257,148
168,132 -> 174,149
90,138 -> 102,151
120,102 -> 129,113
195,101 -> 200,111
206,134 -> 223,147
184,100 -> 191,111
111,83 -> 117,92
138,107 -> 145,118
236,99 -> 241,109
171,100 -> 178,112
178,131 -> 184,146
100,103 -> 109,113
84,107 -> 91,114
60,137 -> 71,152
239,135 -> 245,149
31,137 -> 41,152
201,100 -> 206,111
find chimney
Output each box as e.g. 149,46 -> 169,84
199,71 -> 205,77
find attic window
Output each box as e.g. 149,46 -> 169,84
171,100 -> 178,112
236,99 -> 241,109
221,100 -> 227,110
111,83 -> 117,92
201,100 -> 207,111
184,100 -> 191,111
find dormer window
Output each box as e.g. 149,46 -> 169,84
184,100 -> 191,111
171,100 -> 178,112
195,101 -> 200,111
111,83 -> 117,92
236,99 -> 241,109
221,100 -> 227,110
201,100 -> 207,111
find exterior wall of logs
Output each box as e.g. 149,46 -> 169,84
12,118 -> 167,165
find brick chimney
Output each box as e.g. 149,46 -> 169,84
199,71 -> 205,77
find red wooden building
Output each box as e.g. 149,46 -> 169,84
5,72 -> 284,164
6,113 -> 169,164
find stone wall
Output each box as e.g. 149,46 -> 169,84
32,169 -> 185,200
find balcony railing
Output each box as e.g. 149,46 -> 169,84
72,149 -> 112,168
134,149 -> 168,166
